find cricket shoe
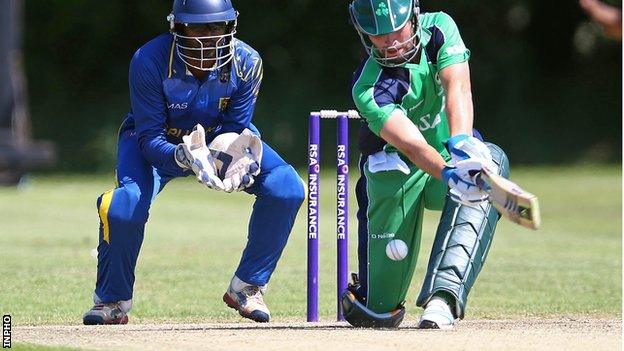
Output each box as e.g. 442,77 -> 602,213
223,276 -> 270,323
417,297 -> 456,330
82,302 -> 129,325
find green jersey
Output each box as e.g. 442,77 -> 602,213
352,12 -> 470,154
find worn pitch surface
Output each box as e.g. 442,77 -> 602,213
15,317 -> 622,351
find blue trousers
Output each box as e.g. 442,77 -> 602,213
94,129 -> 305,303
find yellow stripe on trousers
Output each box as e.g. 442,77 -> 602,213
99,189 -> 114,243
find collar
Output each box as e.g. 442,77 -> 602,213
397,19 -> 431,70
417,17 -> 432,49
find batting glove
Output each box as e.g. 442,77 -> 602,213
442,159 -> 489,206
446,134 -> 492,164
174,124 -> 225,191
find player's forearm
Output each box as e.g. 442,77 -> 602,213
445,84 -> 473,136
441,62 -> 474,136
380,110 -> 446,180
401,142 -> 446,180
138,134 -> 186,175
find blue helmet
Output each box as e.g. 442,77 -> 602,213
167,0 -> 239,72
169,0 -> 237,24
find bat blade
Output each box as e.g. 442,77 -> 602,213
480,168 -> 541,230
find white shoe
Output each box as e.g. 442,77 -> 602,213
222,276 -> 270,323
418,297 -> 456,330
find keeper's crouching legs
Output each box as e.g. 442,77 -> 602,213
416,143 -> 510,320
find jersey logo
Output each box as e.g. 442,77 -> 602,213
445,44 -> 467,56
376,2 -> 389,17
219,97 -> 231,111
168,102 -> 188,110
168,126 -> 217,139
417,114 -> 442,132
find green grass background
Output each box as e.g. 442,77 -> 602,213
0,166 -> 621,325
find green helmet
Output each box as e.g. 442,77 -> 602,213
349,0 -> 421,67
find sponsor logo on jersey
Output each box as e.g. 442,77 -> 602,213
417,114 -> 442,132
445,44 -> 467,56
219,97 -> 231,111
167,126 -> 217,139
167,102 -> 188,110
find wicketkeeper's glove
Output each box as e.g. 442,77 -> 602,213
174,124 -> 225,191
209,128 -> 263,193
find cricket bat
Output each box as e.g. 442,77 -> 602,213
479,168 -> 541,230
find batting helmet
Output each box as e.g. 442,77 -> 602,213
349,0 -> 421,67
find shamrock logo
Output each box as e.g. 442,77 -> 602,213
376,2 -> 389,17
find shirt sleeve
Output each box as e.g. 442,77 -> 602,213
129,49 -> 182,175
220,55 -> 263,134
432,12 -> 471,70
352,63 -> 409,136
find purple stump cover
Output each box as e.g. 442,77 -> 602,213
336,114 -> 349,321
307,113 -> 320,322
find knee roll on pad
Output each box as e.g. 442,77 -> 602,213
342,291 -> 405,328
416,143 -> 510,319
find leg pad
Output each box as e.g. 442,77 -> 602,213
416,143 -> 509,318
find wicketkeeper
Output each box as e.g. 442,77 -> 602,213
82,0 -> 305,325
342,0 -> 510,329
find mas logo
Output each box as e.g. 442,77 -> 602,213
376,2 -> 389,17
219,97 -> 231,112
167,102 -> 188,110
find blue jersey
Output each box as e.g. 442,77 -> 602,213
121,33 -> 263,176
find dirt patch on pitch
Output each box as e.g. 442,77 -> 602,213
15,317 -> 621,351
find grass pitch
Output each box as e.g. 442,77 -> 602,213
0,166 -> 620,325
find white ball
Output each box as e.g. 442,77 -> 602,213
385,239 -> 408,261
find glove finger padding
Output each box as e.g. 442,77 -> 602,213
175,125 -> 224,191
242,129 -> 263,176
444,159 -> 490,207
209,129 -> 263,192
228,129 -> 263,175
196,160 -> 225,191
453,159 -> 485,183
448,135 -> 493,165
222,168 -> 256,193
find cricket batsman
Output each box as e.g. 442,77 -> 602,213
342,0 -> 510,329
82,0 -> 305,325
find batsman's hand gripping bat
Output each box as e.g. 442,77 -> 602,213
478,167 -> 541,230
